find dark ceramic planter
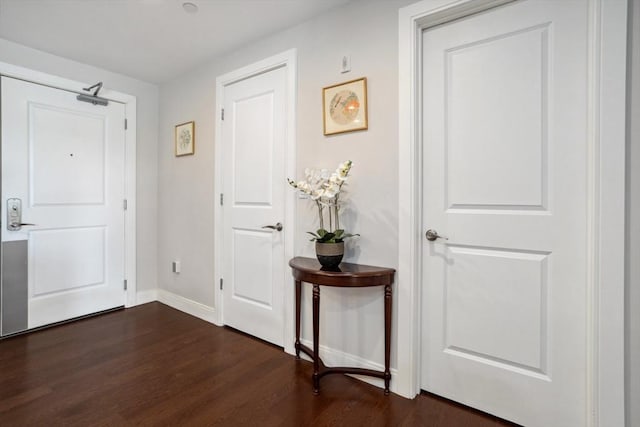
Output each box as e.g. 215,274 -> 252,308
315,241 -> 344,269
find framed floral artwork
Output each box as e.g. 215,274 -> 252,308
322,77 -> 368,136
175,121 -> 195,156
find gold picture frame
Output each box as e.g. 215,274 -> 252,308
322,77 -> 368,136
175,121 -> 195,156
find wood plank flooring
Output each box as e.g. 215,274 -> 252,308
0,302 -> 518,426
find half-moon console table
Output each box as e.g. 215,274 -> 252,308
288,256 -> 396,395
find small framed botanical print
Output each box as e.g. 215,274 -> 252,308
175,121 -> 195,156
322,77 -> 368,136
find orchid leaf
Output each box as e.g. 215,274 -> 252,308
334,233 -> 360,243
317,232 -> 336,243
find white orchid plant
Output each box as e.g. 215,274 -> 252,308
287,160 -> 359,243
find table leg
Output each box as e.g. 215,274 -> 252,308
384,284 -> 392,395
295,279 -> 301,359
312,283 -> 320,395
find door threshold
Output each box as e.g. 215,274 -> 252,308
223,325 -> 285,351
0,306 -> 124,340
419,390 -> 522,426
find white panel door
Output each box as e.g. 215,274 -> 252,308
421,1 -> 588,426
1,76 -> 126,328
221,66 -> 287,346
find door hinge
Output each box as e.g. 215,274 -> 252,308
123,199 -> 128,210
124,279 -> 128,290
220,278 -> 224,290
124,118 -> 128,130
221,108 -> 225,121
220,193 -> 224,206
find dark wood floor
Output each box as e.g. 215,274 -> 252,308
0,302 -> 517,426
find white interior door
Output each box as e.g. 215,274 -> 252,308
1,76 -> 126,329
421,1 -> 589,426
221,66 -> 287,346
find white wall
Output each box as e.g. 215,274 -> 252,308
0,38 -> 160,296
627,0 -> 640,425
158,0 -> 415,376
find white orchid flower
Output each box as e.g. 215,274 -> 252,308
298,181 -> 313,194
337,160 -> 352,177
311,188 -> 324,200
287,160 -> 355,238
323,182 -> 341,199
329,172 -> 346,184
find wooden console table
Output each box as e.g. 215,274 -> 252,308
289,256 -> 395,394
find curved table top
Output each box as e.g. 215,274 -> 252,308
289,257 -> 395,287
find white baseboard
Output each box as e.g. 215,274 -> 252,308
157,289 -> 218,325
300,338 -> 399,394
135,289 -> 158,305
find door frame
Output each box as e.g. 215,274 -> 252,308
213,49 -> 297,355
0,61 -> 138,308
396,0 -> 628,425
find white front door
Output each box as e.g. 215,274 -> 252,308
1,76 -> 126,329
220,66 -> 287,346
421,1 -> 589,426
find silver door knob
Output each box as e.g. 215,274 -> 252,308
425,229 -> 448,241
262,222 -> 283,232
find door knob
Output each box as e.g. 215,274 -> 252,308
425,229 -> 448,241
262,222 -> 283,232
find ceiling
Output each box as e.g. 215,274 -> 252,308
0,0 -> 352,83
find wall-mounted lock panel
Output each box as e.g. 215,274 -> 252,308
7,198 -> 22,231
